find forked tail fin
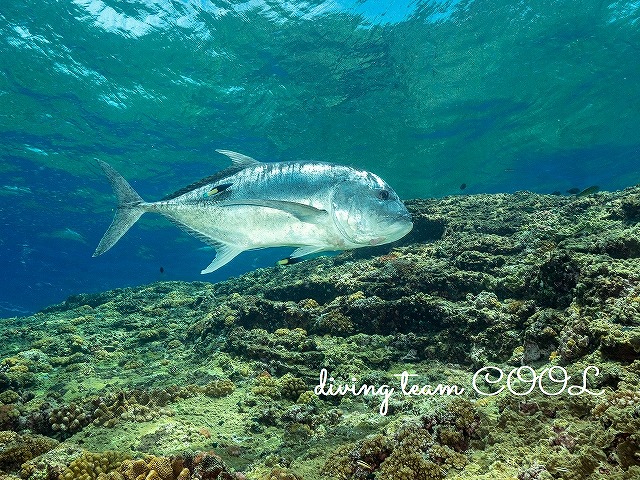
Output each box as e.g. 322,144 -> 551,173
93,160 -> 146,257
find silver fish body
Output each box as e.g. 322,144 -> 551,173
93,150 -> 413,273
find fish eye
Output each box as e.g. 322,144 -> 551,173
376,189 -> 390,200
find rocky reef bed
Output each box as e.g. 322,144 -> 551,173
1,186 -> 640,480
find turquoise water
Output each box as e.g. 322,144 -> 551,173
1,0 -> 639,316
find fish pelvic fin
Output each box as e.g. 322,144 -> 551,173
93,160 -> 146,257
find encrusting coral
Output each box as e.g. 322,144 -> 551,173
0,431 -> 58,473
322,403 -> 476,480
54,451 -> 240,480
259,466 -> 303,480
59,450 -> 129,480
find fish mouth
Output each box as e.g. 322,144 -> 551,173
369,217 -> 412,246
398,211 -> 413,224
393,213 -> 413,234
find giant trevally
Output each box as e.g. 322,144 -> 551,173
93,150 -> 413,273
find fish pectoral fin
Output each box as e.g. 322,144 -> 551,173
215,149 -> 261,167
290,246 -> 328,258
221,199 -> 327,222
201,244 -> 243,274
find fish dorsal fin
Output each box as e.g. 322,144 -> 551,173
161,150 -> 260,201
161,168 -> 240,201
215,149 -> 261,167
221,199 -> 327,223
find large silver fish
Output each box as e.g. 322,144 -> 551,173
93,150 -> 413,273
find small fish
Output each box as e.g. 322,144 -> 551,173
550,191 -> 561,196
46,228 -> 88,244
566,188 -> 580,195
577,185 -> 600,197
93,150 -> 413,274
159,266 -> 164,274
1,185 -> 32,195
459,183 -> 467,190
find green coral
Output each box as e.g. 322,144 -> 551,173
59,450 -> 129,480
0,390 -> 19,404
295,391 -> 316,405
279,374 -> 307,401
378,450 -> 443,480
259,467 -> 303,480
202,379 -> 235,398
0,431 -> 58,473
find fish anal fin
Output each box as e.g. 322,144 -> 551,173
201,244 -> 243,274
222,199 -> 327,222
161,215 -> 243,273
216,149 -> 261,167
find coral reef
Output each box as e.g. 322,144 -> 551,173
2,186 -> 640,479
278,375 -> 307,401
52,451 -> 239,480
203,380 -> 236,398
49,402 -> 92,434
258,467 -> 302,480
59,450 -> 129,480
0,431 -> 58,473
321,400 -> 477,479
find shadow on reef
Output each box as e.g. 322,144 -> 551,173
2,187 -> 640,479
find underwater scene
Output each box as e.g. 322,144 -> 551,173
2,0 -> 640,479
